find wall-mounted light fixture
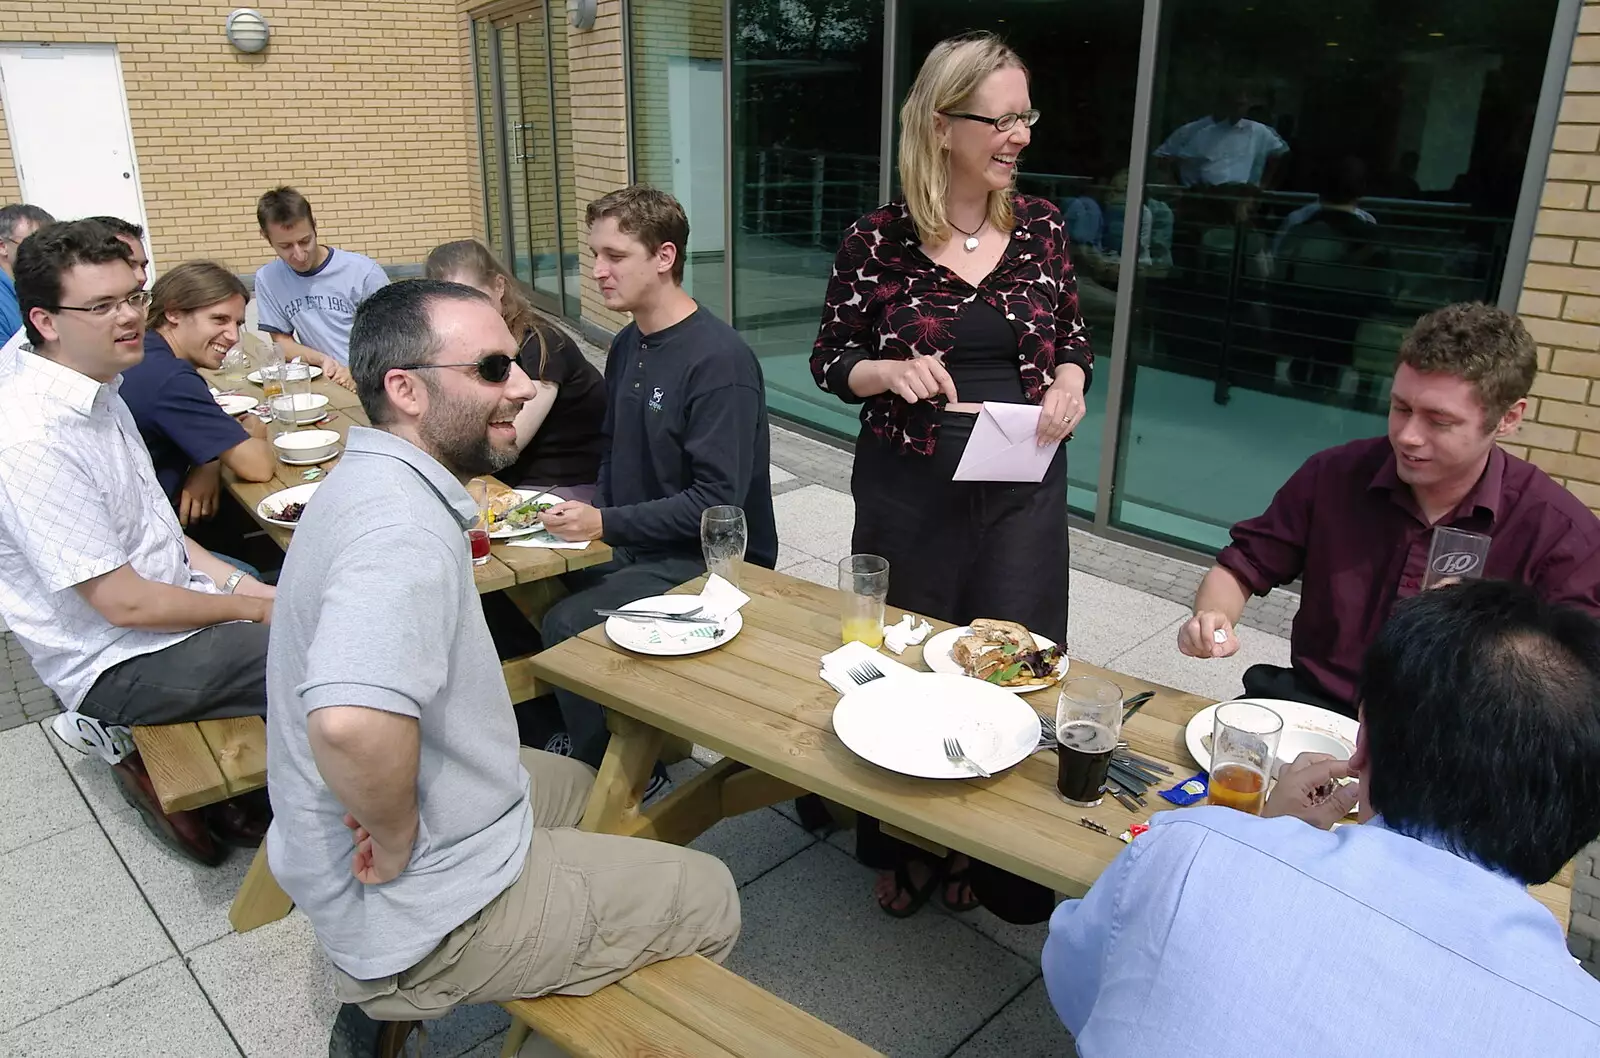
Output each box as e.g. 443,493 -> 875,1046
567,0 -> 597,30
225,9 -> 271,54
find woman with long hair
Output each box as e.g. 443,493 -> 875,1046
426,240 -> 606,501
809,32 -> 1091,922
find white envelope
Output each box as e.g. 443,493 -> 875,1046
951,402 -> 1061,483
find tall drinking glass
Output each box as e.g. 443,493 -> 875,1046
1056,676 -> 1123,806
838,554 -> 889,647
700,505 -> 747,587
465,480 -> 492,566
1207,702 -> 1283,814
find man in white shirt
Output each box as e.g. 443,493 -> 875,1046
1044,580 -> 1600,1056
252,187 -> 387,391
0,220 -> 276,865
2,214 -> 146,361
1153,86 -> 1289,188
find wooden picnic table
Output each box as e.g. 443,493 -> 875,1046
532,563 -> 1573,927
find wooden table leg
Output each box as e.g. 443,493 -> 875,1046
579,714 -> 665,835
228,843 -> 294,932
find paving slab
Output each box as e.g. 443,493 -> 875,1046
0,723 -> 92,855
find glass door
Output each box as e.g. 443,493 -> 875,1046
480,8 -> 579,319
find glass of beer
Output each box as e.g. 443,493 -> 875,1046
1206,702 -> 1283,814
838,554 -> 889,647
1055,676 -> 1124,807
701,506 -> 747,587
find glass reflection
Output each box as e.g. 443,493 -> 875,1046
1115,0 -> 1560,549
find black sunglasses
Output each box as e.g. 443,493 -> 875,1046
395,353 -> 516,384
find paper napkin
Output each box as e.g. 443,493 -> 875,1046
882,613 -> 933,655
653,574 -> 749,642
504,531 -> 590,550
818,640 -> 918,695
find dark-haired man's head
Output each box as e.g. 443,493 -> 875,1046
0,203 -> 55,279
1388,303 -> 1535,500
584,185 -> 690,313
348,279 -> 535,479
16,220 -> 143,381
1351,580 -> 1600,885
86,216 -> 148,286
257,187 -> 323,274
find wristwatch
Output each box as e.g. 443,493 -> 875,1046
222,569 -> 248,595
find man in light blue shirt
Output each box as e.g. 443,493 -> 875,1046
252,187 -> 387,390
1045,580 -> 1600,1056
0,203 -> 54,340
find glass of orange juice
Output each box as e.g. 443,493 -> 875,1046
1206,702 -> 1283,814
838,554 -> 889,647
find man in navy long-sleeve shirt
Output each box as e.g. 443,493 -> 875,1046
540,186 -> 776,768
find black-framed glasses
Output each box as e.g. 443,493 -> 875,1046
395,353 -> 516,384
940,109 -> 1040,132
44,289 -> 153,318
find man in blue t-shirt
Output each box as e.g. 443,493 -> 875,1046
120,262 -> 276,525
252,187 -> 387,391
0,203 -> 55,340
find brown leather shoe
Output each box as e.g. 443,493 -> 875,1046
203,796 -> 269,848
328,1003 -> 419,1058
110,755 -> 226,867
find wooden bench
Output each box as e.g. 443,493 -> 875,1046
498,954 -> 882,1058
130,717 -> 294,932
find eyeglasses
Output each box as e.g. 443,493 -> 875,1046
940,109 -> 1041,132
44,289 -> 154,318
395,353 -> 516,384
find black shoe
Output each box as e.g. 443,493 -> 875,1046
328,1003 -> 417,1058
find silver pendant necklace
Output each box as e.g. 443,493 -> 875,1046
950,217 -> 984,252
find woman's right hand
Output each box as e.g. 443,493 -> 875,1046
884,355 -> 959,404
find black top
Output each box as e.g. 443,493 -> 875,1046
945,298 -> 1027,404
598,308 -> 778,567
498,325 -> 608,488
120,331 -> 250,506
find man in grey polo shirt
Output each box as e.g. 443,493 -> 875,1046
265,280 -> 740,1058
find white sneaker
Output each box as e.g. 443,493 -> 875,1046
50,711 -> 136,765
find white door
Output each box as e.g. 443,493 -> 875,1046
0,44 -> 151,265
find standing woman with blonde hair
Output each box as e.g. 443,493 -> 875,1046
426,240 -> 607,501
809,32 -> 1091,921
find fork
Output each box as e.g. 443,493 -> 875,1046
944,737 -> 991,778
846,661 -> 885,685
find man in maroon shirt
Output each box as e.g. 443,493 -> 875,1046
1178,302 -> 1600,716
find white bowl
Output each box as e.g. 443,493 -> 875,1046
272,428 -> 340,463
269,392 -> 330,424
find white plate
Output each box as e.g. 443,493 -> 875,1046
278,451 -> 340,466
604,594 -> 742,657
922,625 -> 1070,693
256,482 -> 320,529
214,393 -> 258,416
1185,698 -> 1358,777
246,366 -> 322,384
489,489 -> 562,539
833,672 -> 1042,779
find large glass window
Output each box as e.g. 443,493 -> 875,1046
900,1 -> 1143,515
1113,0 -> 1560,550
731,0 -> 884,437
628,0 -> 727,315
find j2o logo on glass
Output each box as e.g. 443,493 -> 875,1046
648,387 -> 665,411
1431,552 -> 1481,577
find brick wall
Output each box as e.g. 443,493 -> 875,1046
568,0 -> 629,331
1518,3 -> 1600,976
0,2 -> 477,274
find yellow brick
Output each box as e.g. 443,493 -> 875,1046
1568,65 -> 1600,94
1525,263 -> 1600,297
1526,316 -> 1600,349
1532,236 -> 1577,263
1561,94 -> 1600,123
1529,448 -> 1600,484
1581,433 -> 1600,459
1536,398 -> 1600,432
1552,349 -> 1600,377
1499,441 -> 1531,461
1517,420 -> 1579,451
1577,241 -> 1600,268
1555,124 -> 1600,153
1565,294 -> 1600,322
1582,9 -> 1600,34
1546,153 -> 1600,182
1531,372 -> 1590,402
1575,35 -> 1600,64
1563,477 -> 1600,507
1539,207 -> 1600,237
1521,289 -> 1564,318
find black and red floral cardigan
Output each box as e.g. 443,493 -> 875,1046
808,194 -> 1094,456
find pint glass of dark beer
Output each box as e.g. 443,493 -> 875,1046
1056,676 -> 1124,806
